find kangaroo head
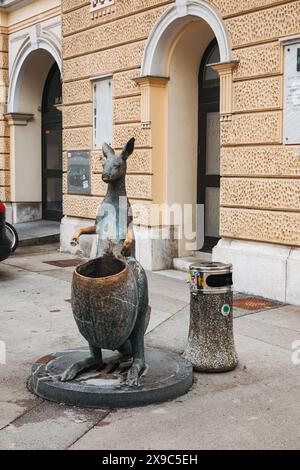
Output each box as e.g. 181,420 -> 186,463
101,138 -> 135,183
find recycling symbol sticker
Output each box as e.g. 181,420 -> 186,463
221,304 -> 231,317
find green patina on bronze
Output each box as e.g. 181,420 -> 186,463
61,139 -> 151,387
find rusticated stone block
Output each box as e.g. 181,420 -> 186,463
0,103 -> 7,115
227,1 -> 300,47
113,70 -> 140,98
0,33 -> 8,52
127,149 -> 152,174
91,174 -> 107,196
63,0 -> 172,36
62,0 -> 89,13
63,103 -> 92,128
233,77 -> 282,112
221,146 -> 300,177
63,194 -> 102,219
63,80 -> 92,105
0,170 -> 9,186
113,124 -> 151,148
126,175 -> 152,200
0,154 -> 9,170
64,7 -> 166,59
63,173 -> 67,195
0,52 -> 8,70
63,127 -> 92,150
91,149 -> 152,174
0,186 -> 10,200
113,96 -> 141,123
232,42 -> 281,80
211,0 -> 288,17
64,41 -> 145,81
63,152 -> 68,173
0,121 -> 10,137
221,111 -> 282,145
220,207 -> 300,246
221,178 -> 300,211
0,69 -> 9,85
0,137 -> 9,154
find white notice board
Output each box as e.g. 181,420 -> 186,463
284,43 -> 300,144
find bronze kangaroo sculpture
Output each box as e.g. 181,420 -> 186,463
62,138 -> 151,386
71,138 -> 135,257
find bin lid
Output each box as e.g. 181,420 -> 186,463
189,261 -> 232,275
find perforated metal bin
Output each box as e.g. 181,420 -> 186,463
184,262 -> 238,372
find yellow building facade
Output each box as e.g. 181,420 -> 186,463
1,0 -> 300,304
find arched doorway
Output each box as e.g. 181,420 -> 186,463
198,40 -> 220,252
42,63 -> 62,221
6,45 -> 62,224
132,0 -> 235,268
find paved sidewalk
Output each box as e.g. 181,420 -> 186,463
0,244 -> 299,450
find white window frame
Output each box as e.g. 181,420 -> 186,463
92,75 -> 113,149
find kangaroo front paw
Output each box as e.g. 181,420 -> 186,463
126,360 -> 145,387
60,363 -> 83,382
60,357 -> 103,382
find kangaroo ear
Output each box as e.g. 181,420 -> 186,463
121,138 -> 135,161
102,143 -> 115,159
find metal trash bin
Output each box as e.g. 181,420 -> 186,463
183,262 -> 238,372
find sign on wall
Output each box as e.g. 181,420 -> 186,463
90,0 -> 115,18
67,151 -> 91,195
284,43 -> 300,145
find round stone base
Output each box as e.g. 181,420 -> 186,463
29,348 -> 193,409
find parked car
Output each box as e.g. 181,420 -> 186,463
0,201 -> 12,262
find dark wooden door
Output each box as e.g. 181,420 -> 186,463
198,40 -> 221,252
42,64 -> 63,221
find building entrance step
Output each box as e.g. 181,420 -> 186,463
173,251 -> 212,272
14,220 -> 60,247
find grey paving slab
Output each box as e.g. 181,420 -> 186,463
155,269 -> 188,281
2,251 -> 82,273
0,401 -> 108,450
38,269 -> 74,283
146,309 -> 179,334
70,374 -> 300,450
146,305 -> 190,354
1,244 -> 300,450
248,305 -> 300,333
12,243 -> 60,257
146,271 -> 190,304
0,264 -> 85,430
71,323 -> 300,450
149,291 -> 188,316
234,314 -> 300,351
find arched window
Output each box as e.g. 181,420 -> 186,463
201,40 -> 220,89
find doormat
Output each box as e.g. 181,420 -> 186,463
43,258 -> 86,268
233,296 -> 283,312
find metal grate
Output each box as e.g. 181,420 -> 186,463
43,258 -> 86,268
233,296 -> 282,311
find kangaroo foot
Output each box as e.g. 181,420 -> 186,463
126,359 -> 145,387
60,356 -> 104,382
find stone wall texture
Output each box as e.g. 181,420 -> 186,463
219,0 -> 300,246
61,0 -> 300,246
0,30 -> 9,202
61,0 -> 174,225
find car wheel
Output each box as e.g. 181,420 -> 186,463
5,222 -> 19,252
